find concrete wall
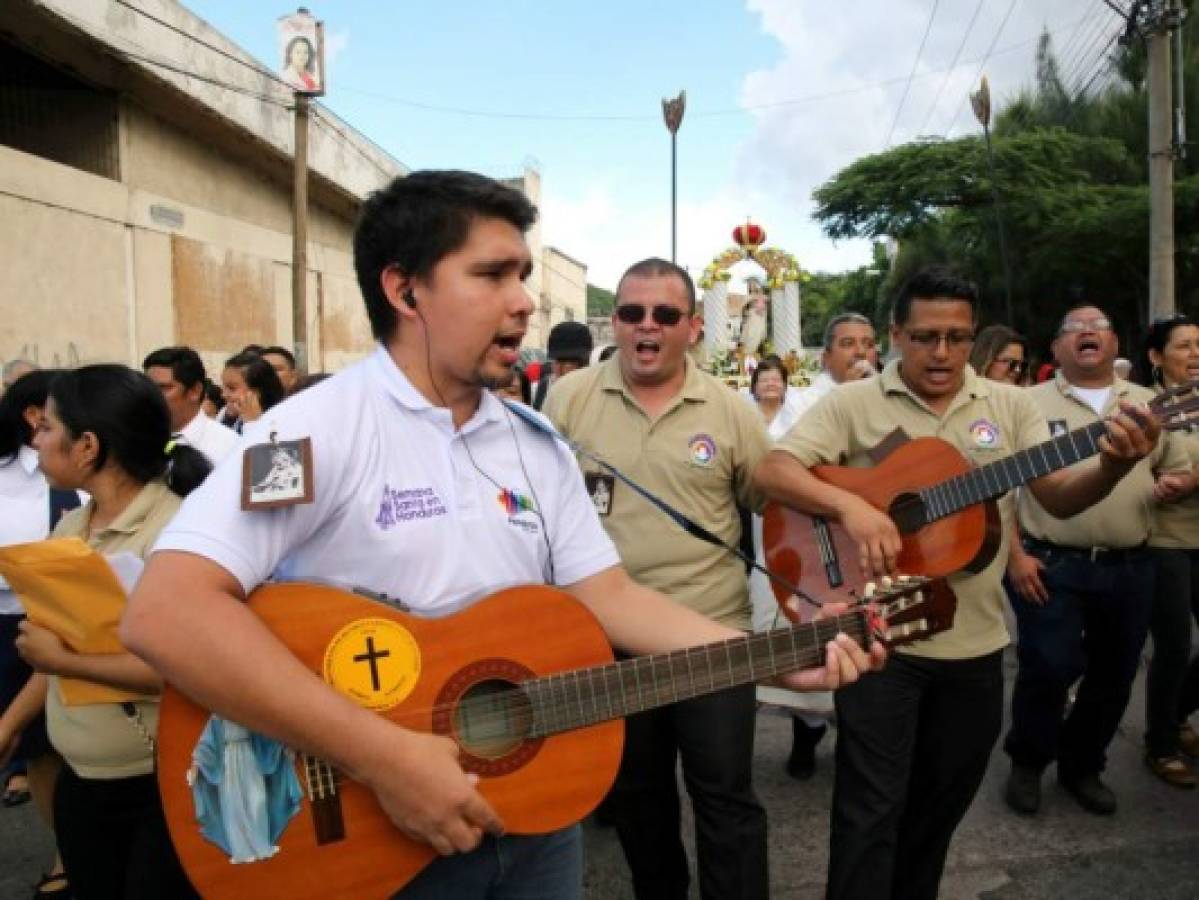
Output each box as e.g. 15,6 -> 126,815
0,94 -> 370,376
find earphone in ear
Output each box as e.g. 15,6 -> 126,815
402,289 -> 416,309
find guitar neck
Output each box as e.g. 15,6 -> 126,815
525,611 -> 869,738
919,420 -> 1108,523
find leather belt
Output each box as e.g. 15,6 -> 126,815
1022,537 -> 1148,564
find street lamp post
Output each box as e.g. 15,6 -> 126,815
662,91 -> 686,263
971,76 -> 1015,325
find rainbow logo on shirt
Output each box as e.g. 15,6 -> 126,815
969,418 -> 1001,448
688,433 -> 717,466
497,488 -> 537,517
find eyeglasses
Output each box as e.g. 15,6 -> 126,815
1058,317 -> 1112,335
994,357 -> 1027,375
903,329 -> 975,348
614,304 -> 687,327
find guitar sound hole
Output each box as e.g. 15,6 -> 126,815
888,492 -> 927,533
453,680 -> 533,760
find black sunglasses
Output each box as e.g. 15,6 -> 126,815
994,357 -> 1027,374
614,304 -> 686,326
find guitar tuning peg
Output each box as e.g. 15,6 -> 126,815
881,575 -> 893,590
896,574 -> 910,583
863,581 -> 877,598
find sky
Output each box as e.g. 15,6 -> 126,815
182,0 -> 1119,289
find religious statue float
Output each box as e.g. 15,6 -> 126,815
697,220 -> 808,384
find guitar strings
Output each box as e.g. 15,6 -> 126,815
355,613 -> 868,737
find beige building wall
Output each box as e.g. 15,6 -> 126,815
0,97 -> 374,375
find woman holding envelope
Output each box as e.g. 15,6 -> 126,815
0,365 -> 210,898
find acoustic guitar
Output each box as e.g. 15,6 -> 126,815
762,379 -> 1199,613
157,578 -> 955,898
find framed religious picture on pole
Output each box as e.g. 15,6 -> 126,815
277,8 -> 325,96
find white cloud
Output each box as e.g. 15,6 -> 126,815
539,0 -> 1115,290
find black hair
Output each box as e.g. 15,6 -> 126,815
142,346 -> 206,391
239,344 -> 265,356
48,365 -> 211,496
1136,313 -> 1197,386
261,346 -> 297,369
284,35 -> 315,72
750,354 -> 789,398
0,369 -> 60,464
353,170 -> 539,341
615,257 -> 697,313
202,378 -> 223,409
891,265 -> 978,327
225,350 -> 261,369
822,313 -> 873,351
238,356 -> 287,413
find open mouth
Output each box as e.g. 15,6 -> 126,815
492,332 -> 524,363
1077,338 -> 1101,353
634,340 -> 661,358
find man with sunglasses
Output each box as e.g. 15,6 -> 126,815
543,257 -> 778,900
754,268 -> 1164,900
1002,304 -> 1193,817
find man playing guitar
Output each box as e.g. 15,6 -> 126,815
122,171 -> 882,899
753,266 -> 1162,900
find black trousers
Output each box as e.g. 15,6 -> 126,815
605,683 -> 768,900
54,764 -> 198,900
1004,546 -> 1153,777
828,650 -> 1003,900
1146,548 -> 1199,756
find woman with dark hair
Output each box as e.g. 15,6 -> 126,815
969,324 -> 1028,385
238,355 -> 286,423
1139,314 -> 1199,787
0,369 -> 75,899
222,353 -> 285,429
0,364 -> 209,897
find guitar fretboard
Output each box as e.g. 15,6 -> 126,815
915,420 -> 1108,526
524,612 -> 869,737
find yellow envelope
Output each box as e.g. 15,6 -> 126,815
0,537 -> 152,706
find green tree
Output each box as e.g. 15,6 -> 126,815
587,283 -> 615,317
810,16 -> 1199,357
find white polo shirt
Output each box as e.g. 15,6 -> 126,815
179,411 -> 239,465
155,345 -> 620,615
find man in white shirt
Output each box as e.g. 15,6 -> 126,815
123,170 -> 880,899
143,347 -> 238,465
790,313 -> 879,420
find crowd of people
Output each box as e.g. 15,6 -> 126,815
0,168 -> 1194,900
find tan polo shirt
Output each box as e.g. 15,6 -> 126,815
1151,406 -> 1199,549
1018,374 -> 1191,550
775,360 -> 1049,660
47,479 -> 181,779
543,356 -> 771,629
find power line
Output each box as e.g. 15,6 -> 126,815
885,0 -> 942,147
917,0 -> 985,135
1059,8 -> 1121,90
944,0 -> 1019,135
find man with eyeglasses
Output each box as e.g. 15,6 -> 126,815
543,257 -> 783,900
754,267 -> 1163,900
1002,304 -> 1194,818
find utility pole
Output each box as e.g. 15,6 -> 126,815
1142,0 -> 1184,320
662,91 -> 686,263
292,93 -> 310,374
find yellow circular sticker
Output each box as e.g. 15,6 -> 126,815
323,618 -> 421,710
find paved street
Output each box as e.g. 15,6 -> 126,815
3,646 -> 1196,899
